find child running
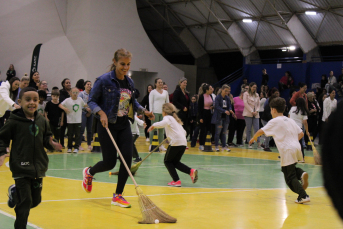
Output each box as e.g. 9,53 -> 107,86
1,87 -> 62,229
249,97 -> 310,204
148,103 -> 198,187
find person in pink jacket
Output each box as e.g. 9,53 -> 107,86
243,82 -> 262,149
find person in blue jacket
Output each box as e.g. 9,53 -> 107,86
211,84 -> 235,152
82,48 -> 154,208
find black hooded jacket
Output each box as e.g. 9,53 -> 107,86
0,109 -> 54,178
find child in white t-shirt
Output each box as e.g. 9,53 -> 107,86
130,113 -> 146,163
59,88 -> 86,153
249,97 -> 310,204
288,97 -> 309,162
37,90 -> 47,116
148,103 -> 197,187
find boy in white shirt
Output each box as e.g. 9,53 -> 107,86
59,87 -> 86,153
37,90 -> 47,116
249,97 -> 310,204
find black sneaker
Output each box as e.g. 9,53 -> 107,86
228,143 -> 237,147
133,157 -> 142,163
7,184 -> 17,208
295,195 -> 310,204
264,148 -> 272,152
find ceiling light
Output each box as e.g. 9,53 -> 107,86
305,11 -> 317,15
242,19 -> 252,23
289,46 -> 296,50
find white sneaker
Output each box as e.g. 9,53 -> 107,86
88,145 -> 92,151
248,145 -> 253,149
79,146 -> 85,151
67,149 -> 72,153
295,195 -> 310,204
149,145 -> 152,151
73,149 -> 78,154
146,138 -> 149,142
199,145 -> 204,151
223,147 -> 231,152
215,147 -> 220,152
159,145 -> 167,151
257,146 -> 263,150
301,172 -> 309,190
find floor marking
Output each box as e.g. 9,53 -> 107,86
0,209 -> 42,229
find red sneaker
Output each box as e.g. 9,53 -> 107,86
167,180 -> 181,187
82,167 -> 94,193
190,169 -> 198,183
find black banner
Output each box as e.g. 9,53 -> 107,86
30,43 -> 42,78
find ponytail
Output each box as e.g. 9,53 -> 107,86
162,103 -> 183,125
109,48 -> 132,72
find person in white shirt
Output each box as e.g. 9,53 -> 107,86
37,90 -> 47,116
0,77 -> 21,128
322,89 -> 337,122
59,87 -> 86,153
148,103 -> 197,187
149,78 -> 169,151
288,98 -> 309,162
325,70 -> 337,93
249,97 -> 310,204
130,113 -> 146,163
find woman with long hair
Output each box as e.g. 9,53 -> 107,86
140,84 -> 153,141
38,80 -> 51,101
306,92 -> 319,150
84,48 -> 154,208
149,78 -> 169,151
78,80 -> 93,151
6,64 -> 16,81
76,79 -> 85,91
243,82 -> 262,149
0,77 -> 21,127
197,83 -> 213,150
172,78 -> 190,138
322,89 -> 337,123
29,71 -> 40,90
290,82 -> 308,107
289,98 -> 309,162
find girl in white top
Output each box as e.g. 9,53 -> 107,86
149,78 -> 169,150
322,89 -> 337,122
148,103 -> 198,187
288,97 -> 309,162
130,113 -> 146,162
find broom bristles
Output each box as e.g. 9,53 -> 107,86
136,186 -> 177,224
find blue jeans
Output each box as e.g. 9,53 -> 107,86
80,112 -> 93,146
244,116 -> 260,143
215,119 -> 229,147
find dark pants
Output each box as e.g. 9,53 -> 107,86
281,163 -> 307,198
60,113 -> 67,147
80,112 -> 93,146
305,116 -> 318,147
144,117 -> 151,139
132,134 -> 139,159
67,123 -> 81,149
189,117 -> 196,140
199,109 -> 212,146
227,115 -> 236,144
235,119 -> 246,145
50,123 -> 61,143
191,125 -> 200,147
89,121 -> 132,194
14,178 -> 43,229
164,145 -> 191,182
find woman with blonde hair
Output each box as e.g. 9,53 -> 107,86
244,82 -> 262,149
84,48 -> 154,208
148,103 -> 198,187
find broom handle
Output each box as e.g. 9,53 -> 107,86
141,138 -> 168,163
106,128 -> 139,187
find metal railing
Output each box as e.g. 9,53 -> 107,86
212,68 -> 243,88
311,55 -> 343,62
251,57 -> 303,64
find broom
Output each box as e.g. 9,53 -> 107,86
308,135 -> 322,165
106,128 -> 177,224
109,138 -> 168,176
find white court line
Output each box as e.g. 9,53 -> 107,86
0,209 -> 42,229
0,186 -> 324,205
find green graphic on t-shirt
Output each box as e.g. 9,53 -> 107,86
29,124 -> 39,137
38,109 -> 44,114
73,104 -> 80,112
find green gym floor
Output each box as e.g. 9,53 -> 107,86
0,137 -> 341,229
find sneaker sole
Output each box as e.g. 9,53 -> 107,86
82,168 -> 91,193
167,184 -> 182,187
301,172 -> 309,190
295,198 -> 310,204
111,201 -> 131,208
192,170 -> 198,184
7,184 -> 16,208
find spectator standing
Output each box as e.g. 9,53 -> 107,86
76,79 -> 85,91
6,64 -> 16,81
322,89 -> 337,123
197,84 -> 213,150
243,82 -> 262,149
38,80 -> 51,101
188,95 -> 198,141
261,95 -> 279,152
59,78 -> 72,148
140,84 -> 153,141
321,74 -> 328,89
290,83 -> 308,107
79,81 -> 93,151
261,68 -> 269,86
37,90 -> 47,116
230,89 -> 246,147
149,78 -> 169,151
278,71 -> 294,91
172,78 -> 190,136
0,77 -> 21,128
29,71 -> 40,90
306,92 -> 319,150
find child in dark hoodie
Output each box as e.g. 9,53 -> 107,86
0,87 -> 61,229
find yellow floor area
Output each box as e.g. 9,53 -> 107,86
0,138 -> 341,228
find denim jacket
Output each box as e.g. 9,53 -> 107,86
88,71 -> 145,124
211,95 -> 232,125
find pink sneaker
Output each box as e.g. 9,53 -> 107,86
190,169 -> 198,183
82,167 -> 94,193
168,180 -> 181,187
